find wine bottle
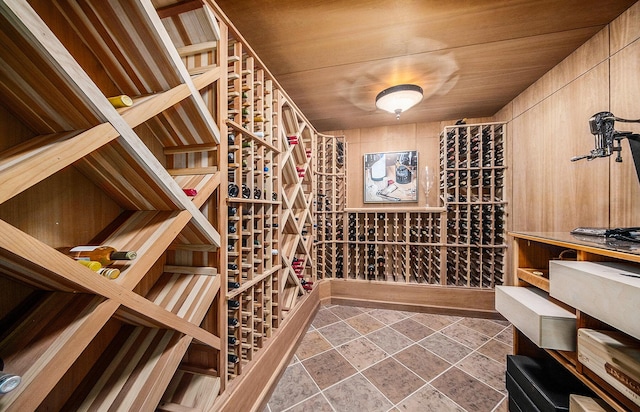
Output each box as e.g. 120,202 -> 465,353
0,358 -> 21,395
228,299 -> 240,309
228,317 -> 239,327
67,246 -> 136,266
97,267 -> 120,279
228,224 -> 237,234
228,206 -> 238,216
228,183 -> 239,197
228,281 -> 240,289
228,354 -> 239,364
228,263 -> 238,270
107,94 -> 133,108
78,260 -> 102,272
242,184 -> 251,199
228,336 -> 238,345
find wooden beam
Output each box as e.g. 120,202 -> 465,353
156,0 -> 204,19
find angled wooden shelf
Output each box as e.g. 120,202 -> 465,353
66,326 -> 191,411
158,368 -> 220,412
0,293 -> 118,411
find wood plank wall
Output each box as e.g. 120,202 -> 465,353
325,1 -> 640,231
496,1 -> 640,231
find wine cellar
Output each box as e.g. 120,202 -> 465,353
1,0 -> 639,411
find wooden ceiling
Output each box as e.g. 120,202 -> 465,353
214,0 -> 636,132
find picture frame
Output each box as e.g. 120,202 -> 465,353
363,150 -> 418,203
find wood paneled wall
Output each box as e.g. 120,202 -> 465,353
326,1 -> 640,231
497,0 -> 640,231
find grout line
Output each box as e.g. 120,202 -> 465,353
278,361 -> 327,412
274,305 -> 509,412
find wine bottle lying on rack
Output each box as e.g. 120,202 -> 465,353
77,260 -> 121,279
65,245 -> 136,266
107,95 -> 133,108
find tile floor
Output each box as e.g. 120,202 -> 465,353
264,304 -> 513,412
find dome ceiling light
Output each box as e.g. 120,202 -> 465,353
375,84 -> 423,120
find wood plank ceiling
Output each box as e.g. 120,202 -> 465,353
214,0 -> 636,132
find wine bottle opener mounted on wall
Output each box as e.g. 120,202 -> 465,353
571,112 -> 640,184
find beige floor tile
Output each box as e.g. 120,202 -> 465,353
362,357 -> 426,404
440,322 -> 492,349
419,332 -> 473,363
336,336 -> 388,370
390,317 -> 435,341
394,344 -> 452,382
344,312 -> 385,335
295,330 -> 332,360
366,326 -> 414,355
322,374 -> 393,412
396,384 -> 465,411
302,349 -> 357,390
431,367 -> 504,412
267,363 -> 319,412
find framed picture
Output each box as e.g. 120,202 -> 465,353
363,150 -> 418,203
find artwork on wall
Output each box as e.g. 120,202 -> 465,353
364,150 -> 418,203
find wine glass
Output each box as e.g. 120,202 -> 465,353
422,166 -> 434,206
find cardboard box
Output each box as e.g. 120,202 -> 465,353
577,328 -> 640,408
496,286 -> 576,351
549,261 -> 640,340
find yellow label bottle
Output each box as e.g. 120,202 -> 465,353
108,95 -> 133,108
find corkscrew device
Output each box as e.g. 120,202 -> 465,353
571,111 -> 640,183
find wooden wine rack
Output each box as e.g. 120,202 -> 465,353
0,1 -> 316,410
224,17 -> 314,382
314,134 -> 347,279
440,123 -> 507,288
314,122 -> 506,289
344,210 -> 445,283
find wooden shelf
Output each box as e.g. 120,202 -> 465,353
517,268 -> 549,292
0,127 -> 119,204
146,269 -> 220,325
31,0 -> 186,95
508,233 -> 640,412
0,293 -> 118,411
158,368 -> 220,412
66,326 -> 191,411
344,207 -> 446,213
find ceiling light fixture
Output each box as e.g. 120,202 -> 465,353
375,84 -> 423,120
